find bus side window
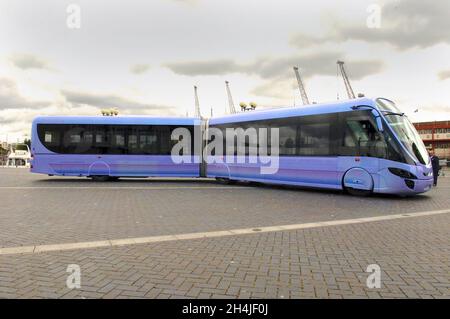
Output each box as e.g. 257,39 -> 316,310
298,123 -> 331,156
278,126 -> 297,155
109,126 -> 126,154
45,132 -> 53,143
139,127 -> 159,155
128,134 -> 138,151
343,119 -> 387,158
94,127 -> 108,154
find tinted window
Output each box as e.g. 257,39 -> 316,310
37,124 -> 194,155
298,123 -> 330,156
209,111 -> 407,161
210,113 -> 338,156
338,111 -> 405,162
340,116 -> 386,157
278,126 -> 297,155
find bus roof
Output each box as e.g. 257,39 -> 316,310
32,97 -> 382,127
209,97 -> 377,125
32,115 -> 201,126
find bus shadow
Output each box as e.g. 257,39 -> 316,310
33,177 -> 220,185
235,180 -> 432,201
33,177 -> 433,201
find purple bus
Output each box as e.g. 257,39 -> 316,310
31,97 -> 433,195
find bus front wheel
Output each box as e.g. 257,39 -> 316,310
342,168 -> 373,197
344,186 -> 372,197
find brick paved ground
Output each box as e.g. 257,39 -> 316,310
1,169 -> 449,248
0,168 -> 449,298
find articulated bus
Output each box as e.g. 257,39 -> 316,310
31,97 -> 433,195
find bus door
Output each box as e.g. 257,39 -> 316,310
338,111 -> 385,190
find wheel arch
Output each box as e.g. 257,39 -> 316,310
342,167 -> 374,192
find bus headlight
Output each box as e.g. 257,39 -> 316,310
388,167 -> 417,179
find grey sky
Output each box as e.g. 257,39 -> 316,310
0,0 -> 449,141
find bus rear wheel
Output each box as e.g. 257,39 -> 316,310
215,177 -> 237,185
90,176 -> 119,182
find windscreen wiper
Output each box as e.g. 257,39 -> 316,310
380,110 -> 404,116
351,105 -> 404,117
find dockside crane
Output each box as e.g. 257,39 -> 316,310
293,66 -> 310,105
194,85 -> 201,118
337,61 -> 356,99
225,81 -> 237,114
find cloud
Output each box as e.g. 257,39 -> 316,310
438,70 -> 450,81
0,78 -> 48,110
165,52 -> 383,81
61,89 -> 175,113
164,59 -> 242,76
289,33 -> 325,49
253,53 -> 383,80
0,79 -> 176,114
0,104 -> 101,137
0,89 -> 179,137
9,53 -> 50,70
130,64 -> 151,74
290,0 -> 450,50
250,78 -> 296,100
165,53 -> 383,99
419,105 -> 450,113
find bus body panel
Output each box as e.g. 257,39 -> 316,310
206,156 -> 340,189
373,158 -> 433,194
205,155 -> 432,195
32,154 -> 200,177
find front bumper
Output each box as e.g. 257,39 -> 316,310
374,169 -> 433,195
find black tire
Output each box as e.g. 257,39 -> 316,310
91,175 -> 111,182
215,177 -> 236,185
344,186 -> 372,197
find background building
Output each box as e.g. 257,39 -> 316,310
414,121 -> 450,163
0,142 -> 9,166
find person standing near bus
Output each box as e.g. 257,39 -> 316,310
430,151 -> 440,186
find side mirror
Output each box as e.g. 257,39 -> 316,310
376,117 -> 384,132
